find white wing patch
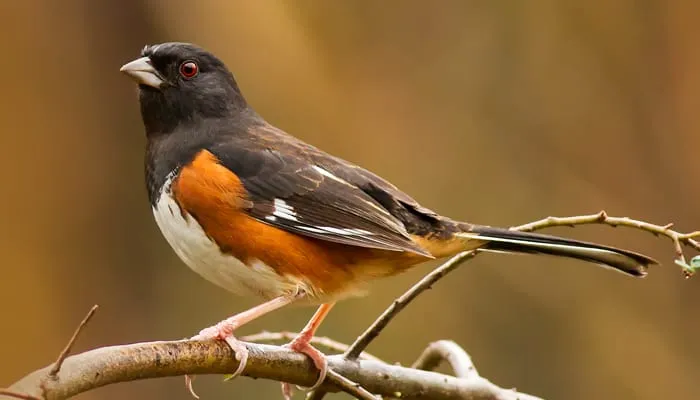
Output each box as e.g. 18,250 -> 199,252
297,226 -> 327,234
298,226 -> 374,236
312,165 -> 354,187
272,198 -> 298,221
319,227 -> 373,235
270,196 -> 377,237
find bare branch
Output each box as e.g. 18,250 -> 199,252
49,305 -> 99,378
345,211 -> 699,362
241,331 -> 383,363
309,340 -> 484,400
325,370 -> 379,400
6,211 -> 695,400
344,251 -> 479,360
411,340 -> 478,379
0,390 -> 40,400
513,211 -> 700,276
2,339 -> 541,400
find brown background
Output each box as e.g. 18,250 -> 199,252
1,1 -> 698,399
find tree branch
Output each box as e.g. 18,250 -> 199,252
1,339 -> 540,400
411,340 -> 478,379
324,370 -> 379,400
4,211 -> 696,400
0,390 -> 39,400
48,305 -> 98,377
241,331 -> 383,362
344,251 -> 478,360
345,211 -> 698,362
513,211 -> 700,276
310,211 -> 698,399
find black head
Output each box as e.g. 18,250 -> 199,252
121,42 -> 248,134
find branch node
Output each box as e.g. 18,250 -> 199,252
596,210 -> 608,221
49,305 -> 99,378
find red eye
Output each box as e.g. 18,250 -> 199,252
179,61 -> 199,78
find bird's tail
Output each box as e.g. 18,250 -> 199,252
455,225 -> 656,277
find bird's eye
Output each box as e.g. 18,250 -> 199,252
179,61 -> 199,79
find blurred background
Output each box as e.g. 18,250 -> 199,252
1,1 -> 698,399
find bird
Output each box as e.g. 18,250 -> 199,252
120,42 -> 656,398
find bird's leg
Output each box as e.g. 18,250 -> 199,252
186,294 -> 300,398
281,302 -> 335,400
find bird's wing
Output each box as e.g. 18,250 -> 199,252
209,141 -> 432,256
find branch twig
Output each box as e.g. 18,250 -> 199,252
5,211 -> 695,400
306,370 -> 383,400
345,210 -> 699,362
344,250 -> 479,360
325,370 -> 379,400
513,211 -> 700,276
0,390 -> 39,400
49,305 -> 99,377
411,340 -> 478,379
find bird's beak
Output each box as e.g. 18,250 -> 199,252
119,57 -> 164,89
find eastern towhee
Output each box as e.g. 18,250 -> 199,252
120,43 -> 656,398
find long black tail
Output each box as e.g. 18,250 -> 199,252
458,226 -> 656,277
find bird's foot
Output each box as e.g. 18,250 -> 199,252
185,321 -> 249,399
280,332 -> 328,400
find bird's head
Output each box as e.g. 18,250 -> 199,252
120,42 -> 248,133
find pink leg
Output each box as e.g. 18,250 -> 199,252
281,303 -> 335,400
186,295 -> 298,398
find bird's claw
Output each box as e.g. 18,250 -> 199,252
185,375 -> 200,399
280,338 -> 328,399
185,323 -> 250,398
222,335 -> 249,379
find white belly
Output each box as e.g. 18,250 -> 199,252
152,184 -> 300,299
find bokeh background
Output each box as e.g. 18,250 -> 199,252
1,1 -> 698,399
